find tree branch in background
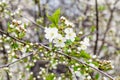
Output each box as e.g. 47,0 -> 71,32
21,15 -> 44,29
94,0 -> 99,55
97,0 -> 120,55
43,4 -> 47,26
99,39 -> 120,50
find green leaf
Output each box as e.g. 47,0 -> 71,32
90,26 -> 96,33
23,58 -> 28,63
95,73 -> 100,80
98,6 -> 106,11
92,61 -> 99,67
79,50 -> 91,59
52,8 -> 60,25
7,22 -> 12,32
47,15 -> 54,23
11,42 -> 19,49
47,8 -> 61,27
49,23 -> 56,28
46,74 -> 55,80
18,32 -> 25,38
66,39 -> 72,45
7,22 -> 10,27
24,23 -> 27,28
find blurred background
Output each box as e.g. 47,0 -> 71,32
0,0 -> 120,80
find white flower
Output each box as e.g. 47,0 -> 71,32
79,31 -> 83,34
9,24 -> 14,28
58,77 -> 62,80
53,34 -> 66,47
37,76 -> 40,79
44,27 -> 58,42
80,37 -> 90,46
92,55 -> 97,59
111,65 -> 114,69
78,45 -> 87,51
77,47 -> 81,51
103,77 -> 108,80
17,20 -> 22,25
19,24 -> 24,29
60,16 -> 66,20
87,76 -> 91,80
16,27 -> 20,31
77,37 -> 90,51
65,20 -> 75,27
60,16 -> 75,27
64,28 -> 76,42
80,45 -> 87,50
12,19 -> 17,23
64,28 -> 73,33
67,49 -> 72,52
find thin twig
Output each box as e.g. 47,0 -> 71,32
20,15 -> 44,29
0,29 -> 26,45
0,51 -> 37,68
80,31 -> 96,40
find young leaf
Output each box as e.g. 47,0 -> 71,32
52,8 -> 60,25
47,8 -> 61,27
79,50 -> 91,59
11,42 -> 19,49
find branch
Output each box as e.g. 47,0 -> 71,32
80,31 -> 96,40
0,29 -> 26,45
0,29 -> 114,80
94,0 -> 99,55
54,50 -> 114,80
20,15 -> 44,29
0,51 -> 37,68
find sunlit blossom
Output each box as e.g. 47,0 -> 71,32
77,47 -> 82,51
65,20 -> 75,27
80,45 -> 87,50
53,34 -> 66,47
60,16 -> 66,20
80,37 -> 90,46
64,28 -> 76,42
9,24 -> 14,28
44,27 -> 58,42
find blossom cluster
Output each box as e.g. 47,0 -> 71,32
44,27 -> 76,47
8,19 -> 26,38
77,37 -> 90,51
9,19 -> 26,31
60,16 -> 75,27
44,16 -> 90,50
